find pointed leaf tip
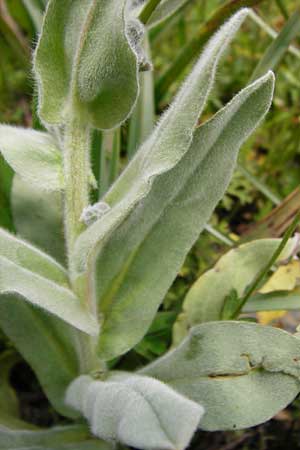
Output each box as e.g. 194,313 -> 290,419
71,13 -> 275,362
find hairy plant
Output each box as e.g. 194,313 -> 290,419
1,2 -> 300,449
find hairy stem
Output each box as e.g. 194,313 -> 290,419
63,118 -> 91,261
156,0 -> 267,102
63,119 -> 102,373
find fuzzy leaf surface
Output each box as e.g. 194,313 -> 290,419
0,126 -> 63,191
0,229 -> 98,335
34,0 -> 139,129
11,175 -> 65,264
4,181 -> 80,417
76,72 -> 274,361
66,373 -> 203,450
72,11 -> 251,361
173,238 -> 297,344
0,257 -> 98,336
0,297 -> 81,418
0,228 -> 67,284
141,321 -> 300,430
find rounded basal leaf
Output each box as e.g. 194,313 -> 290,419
141,321 -> 300,431
34,0 -> 139,130
173,237 -> 298,344
66,373 -> 204,450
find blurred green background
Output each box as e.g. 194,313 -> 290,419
1,0 -> 300,447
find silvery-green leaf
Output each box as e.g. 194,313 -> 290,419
66,373 -> 203,450
0,424 -> 112,450
71,10 -> 250,361
243,289 -> 300,313
34,0 -> 139,130
0,297 -> 81,418
76,72 -> 274,361
4,181 -> 80,417
0,126 -> 63,191
141,321 -> 300,431
0,228 -> 98,335
0,227 -> 67,284
173,238 -> 297,344
11,175 -> 65,264
0,257 -> 98,336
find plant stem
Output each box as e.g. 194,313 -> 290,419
139,0 -> 163,25
156,0 -> 267,102
63,118 -> 91,259
64,119 -> 101,374
234,210 -> 300,317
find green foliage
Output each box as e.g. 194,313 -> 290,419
34,0 -> 140,130
0,424 -> 111,450
0,126 -> 64,191
173,237 -> 297,344
66,373 -> 203,450
72,9 -> 269,362
11,175 -> 65,263
142,321 -> 300,430
250,7 -> 300,82
0,1 -> 300,449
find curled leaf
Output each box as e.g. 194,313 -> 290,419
66,373 -> 203,450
